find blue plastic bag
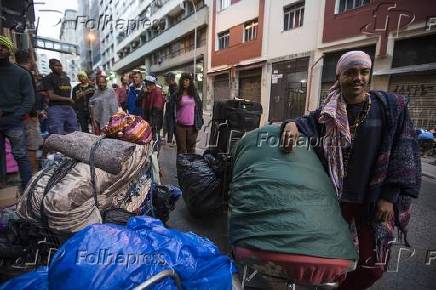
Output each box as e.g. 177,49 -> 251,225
0,268 -> 48,290
1,216 -> 236,290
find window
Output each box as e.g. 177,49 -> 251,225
218,31 -> 229,50
338,0 -> 369,13
244,20 -> 258,42
219,0 -> 230,11
284,2 -> 304,31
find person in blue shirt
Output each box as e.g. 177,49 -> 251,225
127,71 -> 146,116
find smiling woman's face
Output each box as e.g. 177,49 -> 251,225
339,65 -> 371,102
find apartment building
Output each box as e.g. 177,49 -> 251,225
207,0 -> 324,122
112,0 -> 209,99
60,9 -> 81,81
262,0 -> 324,122
37,53 -> 50,76
207,0 -> 266,112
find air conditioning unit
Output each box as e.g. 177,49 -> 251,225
155,0 -> 163,8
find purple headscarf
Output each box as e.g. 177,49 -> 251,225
318,51 -> 372,196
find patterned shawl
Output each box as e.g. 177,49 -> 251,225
318,51 -> 372,196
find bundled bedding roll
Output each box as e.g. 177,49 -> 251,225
229,125 -> 357,261
16,143 -> 152,233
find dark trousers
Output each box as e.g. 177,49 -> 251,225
339,203 -> 385,290
0,117 -> 32,191
76,109 -> 90,133
175,124 -> 198,154
47,105 -> 78,135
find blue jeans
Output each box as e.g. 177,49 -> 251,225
0,117 -> 32,191
48,105 -> 78,135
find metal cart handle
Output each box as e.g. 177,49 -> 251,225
133,269 -> 182,290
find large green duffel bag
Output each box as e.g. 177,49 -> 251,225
229,125 -> 357,261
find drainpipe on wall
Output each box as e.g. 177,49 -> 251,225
0,0 -> 3,33
306,55 -> 323,112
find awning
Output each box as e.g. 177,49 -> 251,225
235,59 -> 266,71
207,65 -> 232,76
373,63 -> 436,76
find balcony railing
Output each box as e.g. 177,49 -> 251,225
117,3 -> 206,57
151,38 -> 206,65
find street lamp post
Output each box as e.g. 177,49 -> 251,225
0,0 -> 3,32
88,32 -> 96,72
190,0 -> 198,85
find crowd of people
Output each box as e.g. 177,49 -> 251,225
0,35 -> 203,194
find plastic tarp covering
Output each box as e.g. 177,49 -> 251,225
16,144 -> 152,233
229,125 -> 357,261
0,216 -> 236,290
0,268 -> 48,290
176,154 -> 224,217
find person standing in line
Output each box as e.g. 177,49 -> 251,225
170,73 -> 204,154
143,75 -> 165,142
163,72 -> 178,147
89,75 -> 118,135
72,71 -> 95,133
0,36 -> 34,192
43,59 -> 77,135
127,71 -> 146,117
115,76 -> 129,111
14,49 -> 43,173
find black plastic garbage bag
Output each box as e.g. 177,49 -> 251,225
176,154 -> 224,217
102,208 -> 135,225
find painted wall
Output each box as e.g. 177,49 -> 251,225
263,0 -> 323,60
210,0 -> 265,67
215,0 -> 260,33
323,0 -> 436,54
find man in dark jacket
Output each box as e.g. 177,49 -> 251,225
0,36 -> 34,192
15,49 -> 43,173
164,72 -> 178,146
127,71 -> 146,117
144,76 -> 165,147
281,51 -> 421,290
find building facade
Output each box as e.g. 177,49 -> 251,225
314,0 -> 436,129
112,0 -> 209,100
0,0 -> 36,57
60,9 -> 81,82
207,0 -> 265,112
36,53 -> 50,76
262,0 -> 324,122
207,0 -> 325,122
77,0 -> 92,71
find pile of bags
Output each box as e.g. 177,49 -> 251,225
176,152 -> 230,217
16,135 -> 152,234
0,216 -> 237,290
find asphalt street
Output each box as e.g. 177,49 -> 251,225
161,143 -> 436,290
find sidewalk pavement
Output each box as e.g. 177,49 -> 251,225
0,186 -> 18,208
421,156 -> 436,180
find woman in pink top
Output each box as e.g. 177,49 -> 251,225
172,73 -> 204,154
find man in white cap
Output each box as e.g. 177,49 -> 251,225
281,51 -> 421,290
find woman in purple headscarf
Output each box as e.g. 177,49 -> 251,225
280,51 -> 421,290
